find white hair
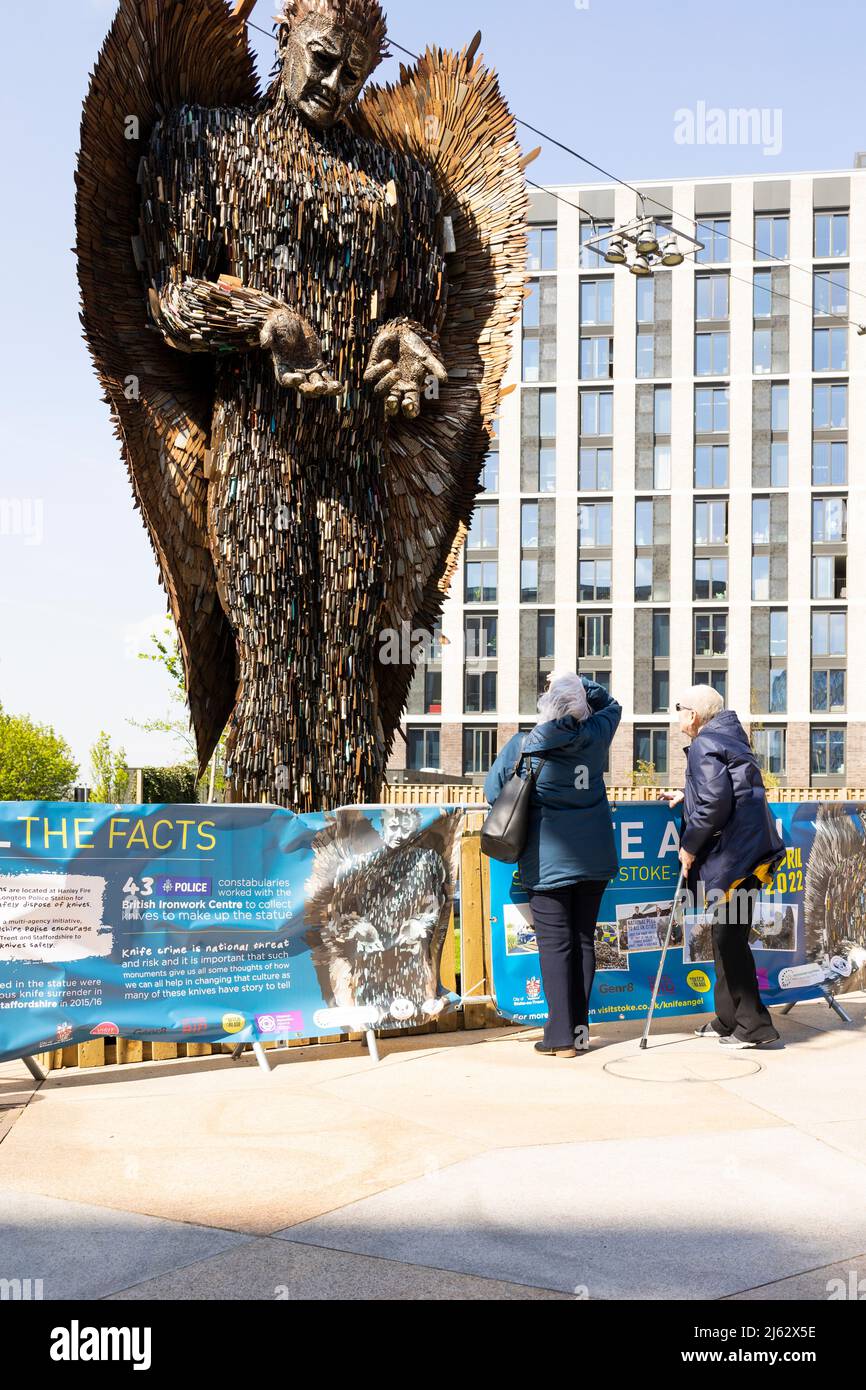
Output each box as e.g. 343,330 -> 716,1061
679,684 -> 725,727
536,671 -> 591,725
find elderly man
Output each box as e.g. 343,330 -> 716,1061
662,686 -> 786,1048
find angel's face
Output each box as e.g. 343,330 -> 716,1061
280,16 -> 377,129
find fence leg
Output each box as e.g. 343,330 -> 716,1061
22,1055 -> 45,1082
251,1042 -> 273,1074
364,1029 -> 381,1064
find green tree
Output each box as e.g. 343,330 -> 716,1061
131,624 -> 227,802
89,731 -> 130,804
632,759 -> 658,789
0,706 -> 79,801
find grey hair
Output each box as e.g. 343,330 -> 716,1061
537,671 -> 591,725
679,684 -> 725,728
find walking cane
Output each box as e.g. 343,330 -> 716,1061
640,865 -> 687,1050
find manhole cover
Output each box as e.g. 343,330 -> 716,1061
604,1052 -> 763,1082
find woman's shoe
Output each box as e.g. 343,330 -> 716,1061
534,1041 -> 578,1058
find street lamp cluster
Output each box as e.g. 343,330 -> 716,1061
584,215 -> 704,277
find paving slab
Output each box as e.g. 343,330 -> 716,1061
795,1118 -> 866,1166
107,1235 -> 570,1301
0,1190 -> 250,1300
723,1252 -> 866,1301
0,1074 -> 483,1234
278,1128 -> 866,1300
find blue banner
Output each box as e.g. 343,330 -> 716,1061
488,802 -> 866,1026
0,803 -> 463,1063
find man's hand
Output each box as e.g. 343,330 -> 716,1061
679,847 -> 696,874
661,790 -> 685,809
260,307 -> 343,396
364,320 -> 448,419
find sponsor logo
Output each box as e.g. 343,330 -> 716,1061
389,997 -> 417,1021
221,1012 -> 246,1035
157,876 -> 211,897
255,1011 -> 304,1036
599,981 -> 634,995
686,970 -> 712,994
90,1022 -> 119,1038
525,977 -> 542,1001
181,1017 -> 208,1035
55,1023 -> 73,1044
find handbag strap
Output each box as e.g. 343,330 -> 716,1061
513,737 -> 547,783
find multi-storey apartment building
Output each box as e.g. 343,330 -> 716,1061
389,166 -> 866,789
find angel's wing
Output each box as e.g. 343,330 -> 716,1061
76,0 -> 258,772
349,39 -> 529,754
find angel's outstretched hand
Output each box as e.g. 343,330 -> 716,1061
260,307 -> 343,397
364,320 -> 448,419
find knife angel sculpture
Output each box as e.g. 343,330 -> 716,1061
76,0 -> 528,811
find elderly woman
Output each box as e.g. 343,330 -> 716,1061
662,686 -> 786,1048
485,674 -> 622,1058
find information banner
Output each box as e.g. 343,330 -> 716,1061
0,803 -> 463,1063
488,802 -> 866,1026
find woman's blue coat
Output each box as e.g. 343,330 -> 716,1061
484,680 -> 622,893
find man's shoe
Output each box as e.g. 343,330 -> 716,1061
718,1035 -> 780,1049
534,1041 -> 578,1058
694,1022 -> 723,1037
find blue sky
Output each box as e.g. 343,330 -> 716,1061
1,0 -> 864,777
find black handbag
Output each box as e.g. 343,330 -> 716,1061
480,741 -> 547,864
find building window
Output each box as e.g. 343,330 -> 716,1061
753,498 -> 771,544
580,390 -> 614,437
465,614 -> 498,660
771,383 -> 789,432
580,220 -> 613,268
579,612 -> 611,660
463,727 -> 497,776
695,218 -> 731,264
755,214 -> 789,262
464,671 -> 497,715
812,669 -> 846,713
813,327 -> 848,372
695,444 -> 729,489
580,336 -> 613,380
813,441 -> 847,486
579,447 -> 613,491
753,270 -> 774,317
465,561 -> 498,604
814,267 -> 848,317
813,382 -> 847,430
521,502 -> 539,549
812,497 -> 847,543
407,727 -> 441,773
467,503 -> 498,549
635,556 -> 653,602
695,386 -> 729,433
753,329 -> 772,374
752,555 -> 770,602
654,386 -> 672,436
694,669 -> 728,703
696,274 -> 730,320
527,226 -> 557,271
654,445 -> 672,491
814,212 -> 848,260
694,500 -> 728,546
696,332 -> 730,376
520,558 -> 538,604
812,610 -> 846,658
635,500 -> 654,548
538,612 -> 556,661
694,558 -> 728,601
753,728 -> 786,777
812,555 -> 847,600
580,279 -> 614,326
634,728 -> 669,776
695,612 -> 728,658
579,501 -> 613,548
579,560 -> 612,602
636,333 -> 654,379
810,727 -> 845,779
770,610 -> 788,714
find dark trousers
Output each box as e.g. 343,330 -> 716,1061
709,875 -> 780,1043
528,881 -> 608,1049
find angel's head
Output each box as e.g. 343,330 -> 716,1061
277,0 -> 389,129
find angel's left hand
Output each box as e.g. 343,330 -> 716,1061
364,320 -> 448,419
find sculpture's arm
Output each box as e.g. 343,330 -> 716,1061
364,157 -> 450,420
138,109 -> 341,394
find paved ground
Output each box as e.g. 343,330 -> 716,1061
1,996 -> 864,1301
